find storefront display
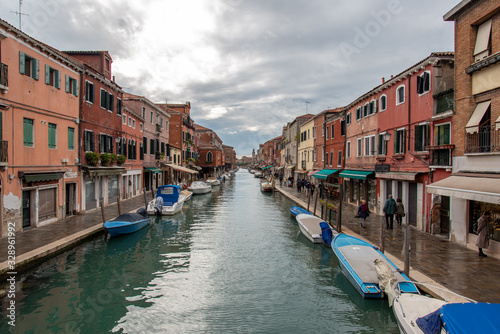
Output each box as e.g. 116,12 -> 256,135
470,200 -> 500,242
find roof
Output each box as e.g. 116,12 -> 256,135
194,124 -> 211,131
443,0 -> 476,21
123,93 -> 170,116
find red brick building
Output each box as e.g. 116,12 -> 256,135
195,124 -> 224,178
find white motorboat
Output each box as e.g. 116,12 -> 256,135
295,214 -> 337,244
260,180 -> 273,192
249,169 -> 256,174
181,189 -> 193,201
146,185 -> 186,216
206,177 -> 221,186
188,181 -> 212,194
254,171 -> 263,178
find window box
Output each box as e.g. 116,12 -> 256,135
392,154 -> 405,160
376,156 -> 386,162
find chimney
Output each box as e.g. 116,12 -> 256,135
382,77 -> 385,83
112,75 -> 115,82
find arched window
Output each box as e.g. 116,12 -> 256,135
396,85 -> 405,105
380,95 -> 387,111
207,151 -> 213,162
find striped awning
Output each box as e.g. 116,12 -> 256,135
19,171 -> 65,182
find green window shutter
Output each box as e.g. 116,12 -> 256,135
23,118 -> 33,146
415,125 -> 423,151
394,132 -> 398,154
424,124 -> 429,147
55,70 -> 61,89
402,129 -> 406,153
68,127 -> 74,150
73,79 -> 79,96
91,83 -> 95,102
444,124 -> 450,144
45,65 -> 50,84
65,74 -> 70,93
90,132 -> 95,152
19,51 -> 26,74
33,58 -> 39,80
48,123 -> 57,148
378,135 -> 383,155
100,89 -> 106,108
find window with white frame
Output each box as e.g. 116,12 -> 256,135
357,138 -> 362,157
396,85 -> 405,105
132,119 -> 136,129
117,98 -> 122,115
140,123 -> 143,132
321,146 -> 324,161
364,136 -> 375,156
356,107 -> 362,120
313,126 -> 316,139
394,128 -> 406,154
330,150 -> 333,166
100,89 -> 113,111
377,133 -> 387,155
417,72 -> 431,95
363,103 -> 369,117
380,95 -> 387,111
346,112 -> 351,125
414,123 -> 429,151
331,124 -> 334,139
337,151 -> 342,167
150,111 -> 153,124
346,141 -> 351,158
313,148 -> 316,162
142,107 -> 146,119
474,19 -> 492,62
122,114 -> 126,125
369,99 -> 377,115
85,81 -> 95,103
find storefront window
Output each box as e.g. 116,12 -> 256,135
352,180 -> 359,203
368,179 -> 377,211
108,175 -> 119,203
344,182 -> 350,202
39,188 -> 56,220
470,201 -> 500,242
85,178 -> 96,210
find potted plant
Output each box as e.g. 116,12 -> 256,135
116,154 -> 126,165
86,152 -> 99,166
100,153 -> 111,166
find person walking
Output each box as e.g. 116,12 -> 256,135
279,173 -> 283,187
395,198 -> 405,226
310,183 -> 315,198
476,211 -> 491,257
297,179 -> 302,192
318,181 -> 324,199
383,194 -> 397,229
357,200 -> 370,229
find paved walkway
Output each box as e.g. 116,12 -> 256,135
274,182 -> 500,303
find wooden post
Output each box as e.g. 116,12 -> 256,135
337,180 -> 343,233
380,215 -> 385,253
313,191 -> 319,216
143,187 -> 148,208
307,189 -> 311,212
117,196 -> 122,215
324,196 -> 329,222
99,198 -> 106,223
404,221 -> 411,276
151,189 -> 155,200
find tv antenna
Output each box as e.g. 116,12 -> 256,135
11,0 -> 29,30
305,101 -> 310,113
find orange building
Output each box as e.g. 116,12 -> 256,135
0,20 -> 83,234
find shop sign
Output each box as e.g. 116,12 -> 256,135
374,164 -> 390,172
64,172 -> 78,179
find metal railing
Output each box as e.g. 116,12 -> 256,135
0,140 -> 8,163
465,125 -> 500,154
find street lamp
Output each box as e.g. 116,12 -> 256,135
383,132 -> 391,141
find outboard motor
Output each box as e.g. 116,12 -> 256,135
155,196 -> 164,215
136,207 -> 147,217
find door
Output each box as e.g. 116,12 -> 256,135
440,196 -> 450,235
65,183 -> 76,216
386,179 -> 393,197
408,183 -> 418,226
22,190 -> 31,228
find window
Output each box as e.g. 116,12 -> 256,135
474,19 -> 492,62
140,142 -> 144,160
207,151 -> 213,162
346,113 -> 351,125
99,134 -> 106,153
19,51 -> 39,80
341,120 -> 346,136
378,134 -> 387,155
330,151 -> 333,166
85,81 -> 95,103
160,117 -> 164,129
128,117 -> 132,127
414,124 -> 429,151
357,138 -> 362,157
84,130 -> 95,152
321,146 -> 324,161
140,123 -> 143,132
313,126 -> 316,139
45,65 -> 60,88
394,129 -> 406,154
150,138 -> 155,155
326,126 -> 329,140
346,141 -> 351,158
143,137 -> 147,156
142,107 -> 146,119
435,123 -> 451,145
150,111 -> 153,124
331,124 -> 334,139
100,89 -> 114,111
122,114 -> 126,124
68,127 -> 74,150
380,95 -> 387,111
322,126 -> 324,137
122,137 -> 127,157
396,85 -> 405,105
356,107 -> 362,120
23,118 -> 34,147
417,72 -> 430,95
364,135 -> 375,156
337,151 -> 342,167
363,103 -> 369,117
156,114 -> 159,125
65,75 -> 78,96
117,98 -> 122,115
369,99 -> 377,115
133,119 -> 136,129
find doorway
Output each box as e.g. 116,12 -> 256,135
65,183 -> 77,216
440,196 -> 450,235
22,190 -> 31,229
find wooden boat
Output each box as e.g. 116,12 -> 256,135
254,171 -> 263,178
188,181 -> 212,194
103,208 -> 151,237
260,180 -> 273,192
206,177 -> 221,186
332,234 -> 418,299
181,189 -> 193,201
295,214 -> 336,244
146,185 -> 186,215
289,206 -> 313,217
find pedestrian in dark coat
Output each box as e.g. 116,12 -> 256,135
357,200 -> 370,229
297,179 -> 302,192
310,183 -> 315,197
395,198 -> 405,226
476,211 -> 491,257
383,194 -> 397,229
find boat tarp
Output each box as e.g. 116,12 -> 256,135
109,213 -> 147,223
417,303 -> 500,334
156,185 -> 181,205
289,206 -> 312,216
320,221 -> 333,246
313,169 -> 338,180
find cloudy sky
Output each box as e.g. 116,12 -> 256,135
0,0 -> 458,157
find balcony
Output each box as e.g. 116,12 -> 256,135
465,125 -> 500,154
0,140 -> 8,166
0,63 -> 7,93
156,123 -> 162,133
425,144 -> 454,167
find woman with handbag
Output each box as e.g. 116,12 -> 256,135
396,198 -> 405,226
357,200 -> 370,229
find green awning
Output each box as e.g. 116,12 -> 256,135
313,169 -> 338,180
144,167 -> 162,174
339,170 -> 374,180
21,172 -> 65,182
262,165 -> 274,170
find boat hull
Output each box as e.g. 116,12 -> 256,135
189,187 -> 211,194
103,218 -> 150,237
290,206 -> 313,217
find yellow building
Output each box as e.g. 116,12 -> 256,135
297,117 -> 315,178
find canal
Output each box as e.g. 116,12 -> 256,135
1,171 -> 399,333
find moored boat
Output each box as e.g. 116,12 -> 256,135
103,208 -> 151,237
206,177 -> 221,186
181,189 -> 193,201
295,214 -> 336,244
146,185 -> 186,216
290,206 -> 313,217
332,233 -> 418,299
254,171 -> 263,178
260,180 -> 273,192
188,181 -> 212,194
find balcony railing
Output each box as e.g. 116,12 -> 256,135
465,125 -> 500,154
0,140 -> 8,165
425,145 -> 454,167
0,63 -> 7,90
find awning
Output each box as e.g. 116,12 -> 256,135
308,170 -> 320,177
313,169 -> 339,180
466,101 -> 490,134
144,167 -> 162,174
339,170 -> 374,180
376,171 -> 418,181
286,166 -> 295,169
296,170 -> 308,174
83,166 -> 126,176
262,165 -> 274,170
427,175 -> 500,204
19,171 -> 65,182
164,163 -> 198,174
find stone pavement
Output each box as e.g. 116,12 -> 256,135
0,193 -> 150,277
274,182 -> 500,303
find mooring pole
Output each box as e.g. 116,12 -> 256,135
307,190 -> 311,212
99,198 -> 106,223
404,221 -> 411,276
380,215 -> 385,253
143,187 -> 148,208
313,191 -> 319,216
117,196 -> 122,215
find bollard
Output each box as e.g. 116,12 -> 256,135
99,198 -> 106,223
313,191 -> 319,216
380,216 -> 385,253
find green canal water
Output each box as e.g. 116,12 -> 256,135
1,171 -> 399,333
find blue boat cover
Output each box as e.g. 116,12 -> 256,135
290,206 -> 312,217
109,212 -> 147,223
416,309 -> 441,334
156,185 -> 181,205
417,303 -> 500,334
320,221 -> 333,246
